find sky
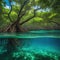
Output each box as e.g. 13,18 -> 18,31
4,0 -> 10,6
4,0 -> 50,12
4,0 -> 15,8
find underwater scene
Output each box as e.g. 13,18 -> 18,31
0,30 -> 60,60
0,0 -> 60,60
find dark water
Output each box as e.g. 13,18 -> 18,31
0,30 -> 60,60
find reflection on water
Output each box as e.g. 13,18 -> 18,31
0,30 -> 60,60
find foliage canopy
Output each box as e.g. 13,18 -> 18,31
0,0 -> 60,32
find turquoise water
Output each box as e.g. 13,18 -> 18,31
0,30 -> 60,38
0,30 -> 60,60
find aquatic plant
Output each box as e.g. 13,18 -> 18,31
11,49 -> 60,60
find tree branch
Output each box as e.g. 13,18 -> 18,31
8,0 -> 13,22
20,8 -> 40,25
49,20 -> 60,26
3,0 -> 28,32
19,10 -> 27,20
16,0 -> 29,22
3,10 -> 27,32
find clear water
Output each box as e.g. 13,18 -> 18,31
0,30 -> 60,60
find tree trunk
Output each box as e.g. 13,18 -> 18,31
6,22 -> 25,53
